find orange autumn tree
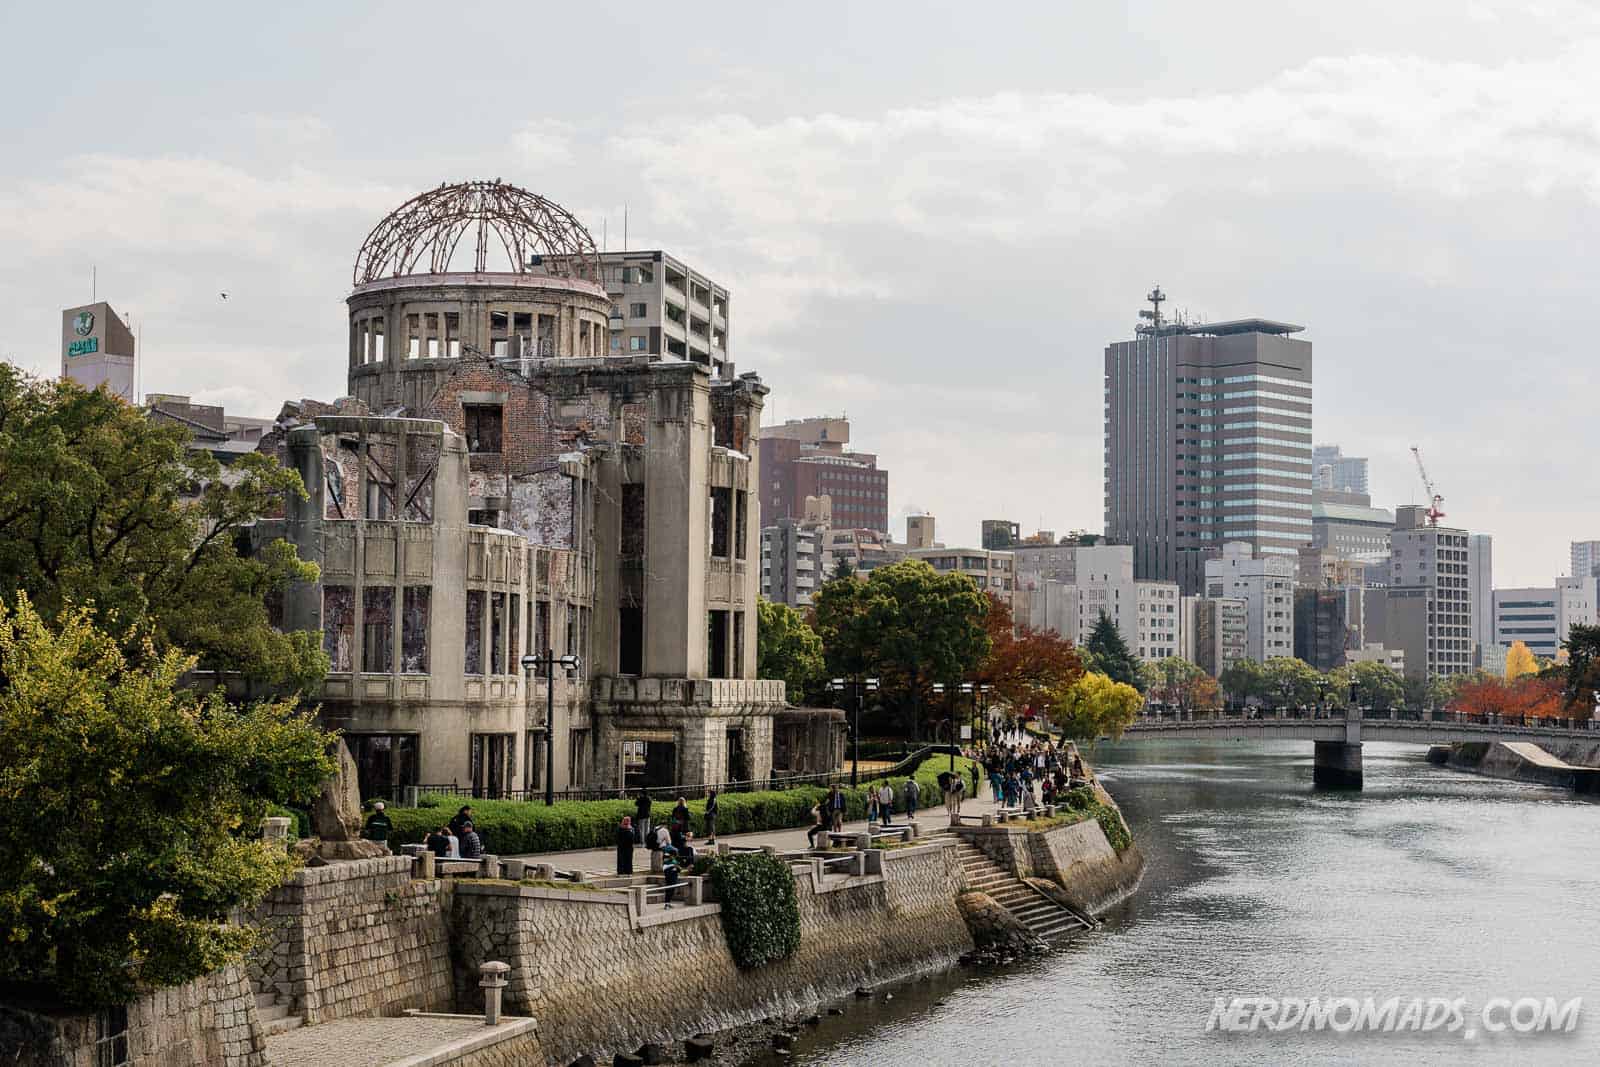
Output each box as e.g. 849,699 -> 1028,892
977,594 -> 1085,718
1451,673 -> 1565,719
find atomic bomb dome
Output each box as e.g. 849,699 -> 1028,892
346,180 -> 614,413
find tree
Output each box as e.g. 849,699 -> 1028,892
1504,640 -> 1539,680
1051,672 -> 1143,741
1560,623 -> 1600,714
1219,658 -> 1267,707
1329,660 -> 1406,711
1139,657 -> 1219,712
1451,673 -> 1565,719
978,594 -> 1083,716
1402,672 -> 1455,711
0,368 -> 325,691
812,559 -> 990,738
830,556 -> 856,582
1263,657 -> 1323,707
756,597 -> 825,704
0,596 -> 335,1007
1085,612 -> 1141,690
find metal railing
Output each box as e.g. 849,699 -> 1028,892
409,745 -> 959,805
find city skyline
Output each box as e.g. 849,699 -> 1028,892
3,2 -> 1598,586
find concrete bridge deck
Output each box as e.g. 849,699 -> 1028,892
1115,709 -> 1600,789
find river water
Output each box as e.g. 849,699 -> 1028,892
748,740 -> 1600,1065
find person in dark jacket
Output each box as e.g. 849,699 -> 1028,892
458,821 -> 484,859
425,825 -> 452,858
704,790 -> 719,843
635,791 -> 653,846
661,845 -> 680,908
449,806 -> 474,836
670,797 -> 691,845
616,816 -> 635,875
362,802 -> 392,850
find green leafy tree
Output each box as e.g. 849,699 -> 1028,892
1051,672 -> 1143,741
830,556 -> 856,581
0,368 -> 325,690
1219,658 -> 1267,707
1402,672 -> 1455,710
1262,657 -> 1323,707
1139,657 -> 1219,712
1336,660 -> 1406,710
0,596 -> 335,1007
1085,612 -> 1141,690
756,597 -> 825,704
1560,622 -> 1600,713
813,559 -> 990,738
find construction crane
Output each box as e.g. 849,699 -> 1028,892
1410,446 -> 1446,527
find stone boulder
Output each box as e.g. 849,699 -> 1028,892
311,738 -> 365,841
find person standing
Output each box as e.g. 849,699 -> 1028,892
449,805 -> 474,837
828,783 -> 845,833
969,762 -> 981,801
634,790 -> 653,846
951,773 -> 966,816
903,775 -> 920,818
362,802 -> 392,851
807,801 -> 828,847
878,781 -> 895,826
704,790 -> 719,844
866,790 -> 880,827
616,816 -> 635,875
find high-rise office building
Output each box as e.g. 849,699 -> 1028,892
1571,540 -> 1600,579
1311,444 -> 1370,494
1104,290 -> 1312,595
1386,514 -> 1473,679
1469,533 -> 1493,666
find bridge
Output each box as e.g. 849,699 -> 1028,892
1116,708 -> 1600,788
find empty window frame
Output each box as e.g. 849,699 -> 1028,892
465,590 -> 485,674
401,586 -> 430,673
490,592 -> 506,675
323,586 -> 355,672
463,405 -> 502,454
363,587 -> 394,673
710,487 -> 731,558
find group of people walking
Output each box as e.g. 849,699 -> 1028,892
974,734 -> 1089,813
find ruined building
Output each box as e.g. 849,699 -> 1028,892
267,180 -> 837,798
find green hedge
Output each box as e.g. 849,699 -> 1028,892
708,852 -> 802,968
384,754 -> 978,857
1095,804 -> 1132,853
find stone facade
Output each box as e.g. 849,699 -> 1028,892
246,857 -> 454,1025
959,815 -> 1145,918
451,843 -> 972,1065
0,966 -> 264,1067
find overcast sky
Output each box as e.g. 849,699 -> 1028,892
2,1 -> 1596,587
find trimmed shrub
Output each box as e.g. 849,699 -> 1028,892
1060,786 -> 1095,812
382,754 -> 980,857
707,852 -> 801,968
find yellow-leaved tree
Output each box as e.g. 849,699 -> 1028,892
1505,640 -> 1539,680
1050,671 -> 1144,742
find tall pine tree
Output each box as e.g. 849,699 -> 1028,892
1085,611 -> 1143,691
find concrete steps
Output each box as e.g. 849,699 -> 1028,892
944,831 -> 1094,943
254,989 -> 303,1036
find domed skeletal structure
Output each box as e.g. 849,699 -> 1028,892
352,179 -> 601,287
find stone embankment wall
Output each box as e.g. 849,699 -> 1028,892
247,856 -> 454,1024
960,814 -> 1144,917
452,842 -> 972,1066
1437,740 -> 1600,792
0,966 -> 265,1067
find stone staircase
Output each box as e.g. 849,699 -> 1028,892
944,832 -> 1095,942
254,989 -> 303,1037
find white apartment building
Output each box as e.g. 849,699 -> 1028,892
1204,541 -> 1295,662
1492,578 -> 1598,660
1061,544 -> 1182,662
1182,594 -> 1249,676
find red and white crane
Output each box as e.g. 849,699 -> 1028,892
1409,446 -> 1446,527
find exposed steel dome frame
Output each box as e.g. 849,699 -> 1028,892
353,180 -> 601,287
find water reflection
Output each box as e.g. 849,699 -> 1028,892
758,741 -> 1600,1066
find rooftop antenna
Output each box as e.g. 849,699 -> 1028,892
623,205 -> 628,253
92,265 -> 96,303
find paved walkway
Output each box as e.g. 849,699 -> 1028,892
507,780 -> 1005,875
267,1014 -> 536,1067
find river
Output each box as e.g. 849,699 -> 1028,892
744,740 -> 1600,1065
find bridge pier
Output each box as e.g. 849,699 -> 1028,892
1313,741 -> 1363,789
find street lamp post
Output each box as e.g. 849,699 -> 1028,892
830,677 -> 879,788
521,649 -> 581,806
932,683 -> 949,770
958,682 -> 975,770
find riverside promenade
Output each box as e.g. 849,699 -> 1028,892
507,784 -> 1005,874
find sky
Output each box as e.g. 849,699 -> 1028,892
1,0 -> 1597,588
